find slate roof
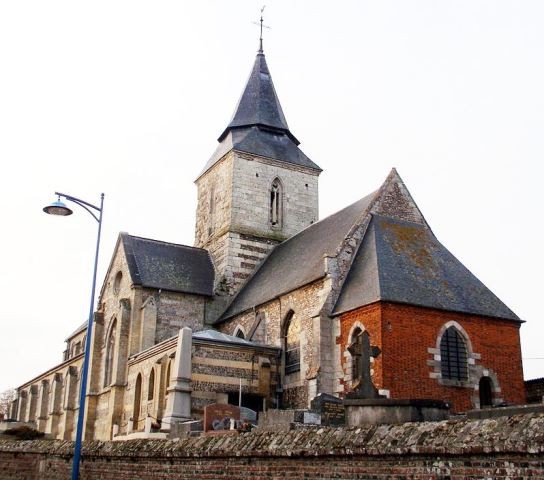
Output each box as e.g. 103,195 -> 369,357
219,193 -> 377,320
219,52 -> 292,142
121,234 -> 214,296
332,215 -> 520,321
218,171 -> 519,323
198,51 -> 321,179
193,329 -> 277,350
65,321 -> 87,341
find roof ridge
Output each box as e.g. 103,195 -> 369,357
127,234 -> 208,252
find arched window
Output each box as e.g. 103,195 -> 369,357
133,374 -> 142,430
283,311 -> 300,375
440,326 -> 468,381
165,360 -> 171,399
234,326 -> 246,339
270,178 -> 283,227
479,376 -> 493,407
103,319 -> 117,387
349,327 -> 363,382
147,369 -> 155,401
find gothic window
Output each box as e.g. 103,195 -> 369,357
283,311 -> 300,375
234,326 -> 246,339
349,327 -> 363,382
147,369 -> 155,401
103,319 -> 117,387
269,178 -> 283,228
440,326 -> 468,381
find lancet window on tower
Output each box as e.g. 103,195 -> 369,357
270,178 -> 283,228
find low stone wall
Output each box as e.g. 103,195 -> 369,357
0,413 -> 543,479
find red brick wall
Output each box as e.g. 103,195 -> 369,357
338,304 -> 384,391
339,302 -> 525,412
1,451 -> 543,480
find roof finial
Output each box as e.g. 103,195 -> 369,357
252,5 -> 270,53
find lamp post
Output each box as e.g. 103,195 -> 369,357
43,191 -> 104,480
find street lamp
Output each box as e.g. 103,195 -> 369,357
43,191 -> 104,480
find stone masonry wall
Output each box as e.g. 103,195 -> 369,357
1,413 -> 543,479
220,280 -> 327,409
230,152 -> 319,241
194,150 -> 319,296
152,289 -> 206,343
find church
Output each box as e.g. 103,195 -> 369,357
10,42 -> 525,440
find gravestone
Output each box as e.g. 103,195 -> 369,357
203,403 -> 240,432
303,411 -> 321,425
239,406 -> 257,424
311,393 -> 345,426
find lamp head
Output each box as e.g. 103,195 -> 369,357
43,198 -> 73,216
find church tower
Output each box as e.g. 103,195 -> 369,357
195,45 -> 322,296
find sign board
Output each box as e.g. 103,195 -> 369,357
203,403 -> 241,432
310,393 -> 346,427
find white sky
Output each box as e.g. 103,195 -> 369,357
0,1 -> 542,394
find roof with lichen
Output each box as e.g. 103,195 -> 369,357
218,170 -> 520,323
332,214 -> 520,320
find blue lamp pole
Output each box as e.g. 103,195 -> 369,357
43,191 -> 104,480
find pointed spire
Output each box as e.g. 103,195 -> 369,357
258,5 -> 266,54
218,51 -> 299,144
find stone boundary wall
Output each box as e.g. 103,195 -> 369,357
1,413 -> 543,479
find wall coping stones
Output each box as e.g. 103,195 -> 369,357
0,412 -> 543,459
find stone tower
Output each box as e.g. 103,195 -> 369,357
195,46 -> 322,296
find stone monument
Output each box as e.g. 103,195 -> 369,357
343,331 -> 449,425
162,327 -> 193,427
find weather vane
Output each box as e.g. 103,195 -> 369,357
252,5 -> 271,53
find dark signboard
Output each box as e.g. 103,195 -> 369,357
310,393 -> 345,427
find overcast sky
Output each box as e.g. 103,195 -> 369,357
0,1 -> 542,393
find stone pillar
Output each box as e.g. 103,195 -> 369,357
16,391 -> 26,421
9,397 -> 18,420
63,366 -> 78,440
162,328 -> 192,427
28,385 -> 39,424
37,380 -> 50,432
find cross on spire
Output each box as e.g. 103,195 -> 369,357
252,5 -> 271,53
